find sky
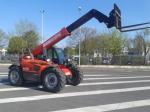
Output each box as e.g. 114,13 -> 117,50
0,0 -> 150,47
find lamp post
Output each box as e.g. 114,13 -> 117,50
41,10 -> 45,43
78,6 -> 82,66
41,10 -> 47,58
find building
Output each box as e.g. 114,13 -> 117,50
0,48 -> 7,56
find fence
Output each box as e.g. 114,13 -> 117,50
79,55 -> 149,65
0,54 -> 149,66
0,54 -> 19,63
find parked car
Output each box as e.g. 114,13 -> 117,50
102,57 -> 111,65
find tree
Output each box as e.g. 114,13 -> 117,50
80,36 -> 98,56
0,29 -> 7,48
64,47 -> 76,57
98,30 -> 125,57
97,33 -> 110,57
134,29 -> 150,64
67,27 -> 97,55
7,37 -> 27,54
8,20 -> 40,54
133,33 -> 143,55
21,30 -> 39,50
108,30 -> 124,56
15,20 -> 37,36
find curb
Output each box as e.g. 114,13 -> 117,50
80,65 -> 150,69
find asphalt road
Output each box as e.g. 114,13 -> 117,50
0,66 -> 150,112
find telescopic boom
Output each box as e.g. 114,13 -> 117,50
32,4 -> 121,56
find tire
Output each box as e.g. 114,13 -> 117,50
8,66 -> 24,86
42,68 -> 66,93
67,64 -> 83,86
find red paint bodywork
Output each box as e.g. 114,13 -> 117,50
21,57 -> 72,77
32,28 -> 70,56
21,28 -> 72,80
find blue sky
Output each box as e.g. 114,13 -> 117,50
0,0 -> 150,47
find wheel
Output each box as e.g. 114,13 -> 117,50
9,66 -> 24,86
67,64 -> 83,86
42,68 -> 66,93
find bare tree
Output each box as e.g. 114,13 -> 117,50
133,33 -> 143,55
0,29 -> 7,48
15,20 -> 37,36
67,27 -> 97,55
134,29 -> 150,64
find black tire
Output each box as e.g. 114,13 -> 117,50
8,66 -> 24,86
67,64 -> 83,86
42,67 -> 66,93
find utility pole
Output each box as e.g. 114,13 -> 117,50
78,6 -> 82,66
41,10 -> 47,58
41,10 -> 45,43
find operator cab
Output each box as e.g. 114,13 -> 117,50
47,47 -> 66,64
35,47 -> 66,64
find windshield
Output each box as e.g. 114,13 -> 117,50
55,48 -> 66,64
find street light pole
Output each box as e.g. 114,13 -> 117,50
41,10 -> 45,43
78,6 -> 82,67
41,10 -> 47,58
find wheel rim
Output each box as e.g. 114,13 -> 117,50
45,73 -> 58,89
10,71 -> 19,84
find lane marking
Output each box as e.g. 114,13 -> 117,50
0,73 -> 8,75
84,74 -> 110,77
80,79 -> 150,86
1,86 -> 150,104
0,75 -> 8,77
84,76 -> 150,80
0,87 -> 29,92
1,79 -> 150,92
52,99 -> 150,112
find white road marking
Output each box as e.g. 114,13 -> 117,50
0,73 -> 150,79
80,79 -> 150,86
52,99 -> 150,112
84,75 -> 150,80
0,73 -> 8,75
0,87 -> 30,92
0,86 -> 150,104
84,74 -> 110,77
1,79 -> 150,92
0,75 -> 8,77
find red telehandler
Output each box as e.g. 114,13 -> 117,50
8,4 -> 121,93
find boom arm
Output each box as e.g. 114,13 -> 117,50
32,4 -> 121,56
